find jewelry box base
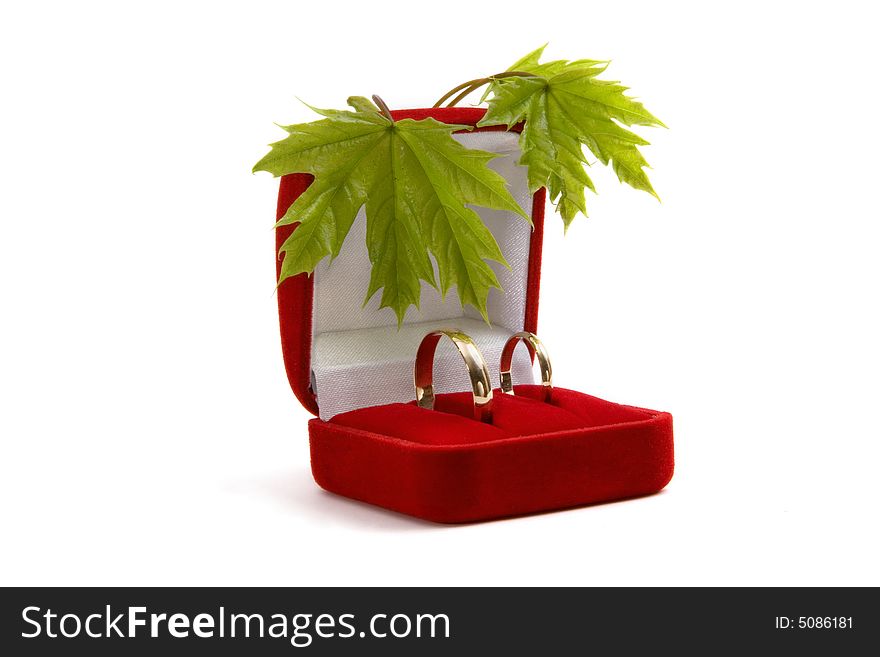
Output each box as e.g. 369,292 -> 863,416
307,386 -> 674,523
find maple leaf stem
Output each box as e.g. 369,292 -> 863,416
433,71 -> 537,108
371,94 -> 394,121
433,77 -> 488,108
446,82 -> 487,108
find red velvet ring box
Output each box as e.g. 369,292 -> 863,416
274,107 -> 674,523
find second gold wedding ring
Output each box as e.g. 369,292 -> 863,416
499,331 -> 553,402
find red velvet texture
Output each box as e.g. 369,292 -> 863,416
311,386 -> 674,523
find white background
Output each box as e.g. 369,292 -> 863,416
2,1 -> 878,586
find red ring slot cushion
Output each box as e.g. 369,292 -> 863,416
310,386 -> 674,523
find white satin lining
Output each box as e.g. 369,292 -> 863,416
311,131 -> 535,420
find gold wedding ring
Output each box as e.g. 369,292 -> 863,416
499,332 -> 553,402
414,330 -> 494,423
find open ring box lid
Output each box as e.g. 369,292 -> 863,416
275,107 -> 674,523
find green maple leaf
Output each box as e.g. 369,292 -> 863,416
254,97 -> 529,324
479,45 -> 665,228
